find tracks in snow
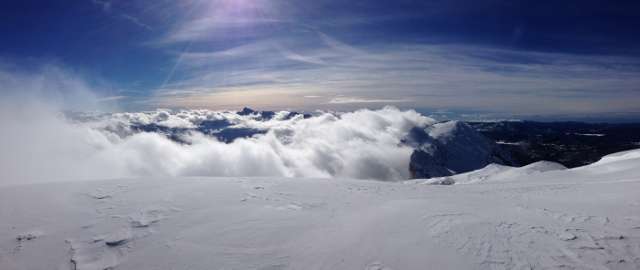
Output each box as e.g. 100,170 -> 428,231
68,184 -> 175,270
419,181 -> 640,270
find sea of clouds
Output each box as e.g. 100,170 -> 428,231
0,104 -> 434,185
0,64 -> 438,185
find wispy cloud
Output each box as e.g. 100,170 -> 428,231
328,97 -> 408,104
97,95 -> 128,102
162,17 -> 282,44
120,14 -> 152,31
280,49 -> 327,65
317,32 -> 366,57
148,30 -> 640,114
178,40 -> 277,65
90,0 -> 153,31
154,0 -> 284,45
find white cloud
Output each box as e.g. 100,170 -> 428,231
0,105 -> 432,185
0,64 -> 108,111
0,66 -> 433,185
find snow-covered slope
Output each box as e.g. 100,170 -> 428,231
574,149 -> 640,177
408,121 -> 514,178
1,149 -> 639,270
420,161 -> 567,185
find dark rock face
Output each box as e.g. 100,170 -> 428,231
409,120 -> 640,178
237,107 -> 255,116
131,124 -> 191,144
408,121 -> 515,179
199,119 -> 233,130
237,107 -> 277,120
468,121 -> 640,168
211,128 -> 266,143
197,118 -> 265,143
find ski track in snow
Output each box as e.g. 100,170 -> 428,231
1,154 -> 640,269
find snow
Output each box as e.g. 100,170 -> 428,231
1,150 -> 639,269
419,161 -> 568,185
427,120 -> 460,140
496,140 -> 522,145
587,149 -> 640,166
572,133 -> 606,137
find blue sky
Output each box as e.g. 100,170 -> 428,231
2,0 -> 640,119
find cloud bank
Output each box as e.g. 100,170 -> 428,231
0,94 -> 432,185
0,63 -> 439,185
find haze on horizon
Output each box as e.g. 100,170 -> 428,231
1,0 -> 640,121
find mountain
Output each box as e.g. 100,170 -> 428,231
468,121 -> 640,167
407,120 -> 640,180
407,121 -> 515,178
236,107 -> 311,121
67,109 -> 639,181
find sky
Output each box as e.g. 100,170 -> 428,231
2,0 -> 640,120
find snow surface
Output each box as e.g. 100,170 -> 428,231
418,161 -> 568,185
1,150 -> 640,269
